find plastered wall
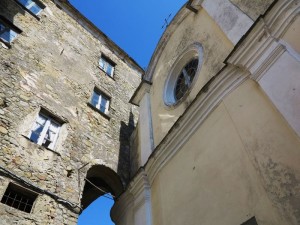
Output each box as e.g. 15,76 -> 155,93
150,8 -> 233,147
151,79 -> 300,225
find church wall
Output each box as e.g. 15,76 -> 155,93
150,8 -> 234,147
0,0 -> 141,224
150,79 -> 300,225
282,15 -> 300,54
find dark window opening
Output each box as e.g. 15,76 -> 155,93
241,217 -> 259,225
1,183 -> 38,213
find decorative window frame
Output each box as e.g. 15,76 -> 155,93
14,0 -> 46,20
99,54 -> 116,78
163,43 -> 203,107
88,87 -> 111,120
0,16 -> 22,48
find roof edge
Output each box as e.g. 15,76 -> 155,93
53,0 -> 144,74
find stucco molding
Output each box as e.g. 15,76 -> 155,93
201,0 -> 254,44
112,169 -> 152,225
145,65 -> 249,185
111,191 -> 134,224
226,0 -> 299,80
130,80 -> 152,106
144,0 -> 255,83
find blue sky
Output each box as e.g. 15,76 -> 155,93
69,1 -> 186,224
69,0 -> 186,69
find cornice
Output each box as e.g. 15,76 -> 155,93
226,0 -> 299,80
52,0 -> 144,74
145,65 -> 249,185
128,169 -> 150,197
129,80 -> 152,106
111,190 -> 134,224
111,169 -> 151,223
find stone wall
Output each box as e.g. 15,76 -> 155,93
0,0 -> 142,224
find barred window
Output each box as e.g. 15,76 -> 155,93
1,183 -> 38,213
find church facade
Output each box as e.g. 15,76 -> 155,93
0,0 -> 300,225
112,0 -> 300,225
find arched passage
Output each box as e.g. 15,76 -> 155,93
80,165 -> 123,211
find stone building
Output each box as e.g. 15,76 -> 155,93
111,0 -> 300,225
0,0 -> 142,224
1,0 -> 300,225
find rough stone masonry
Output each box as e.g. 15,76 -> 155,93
0,0 -> 143,224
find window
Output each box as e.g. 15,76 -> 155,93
99,55 -> 115,77
18,0 -> 43,15
0,23 -> 18,44
28,112 -> 61,150
164,43 -> 203,106
90,89 -> 110,114
241,217 -> 258,225
1,183 -> 38,213
174,58 -> 198,101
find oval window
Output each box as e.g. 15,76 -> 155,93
164,43 -> 203,106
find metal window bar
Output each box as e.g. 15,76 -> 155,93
1,189 -> 34,213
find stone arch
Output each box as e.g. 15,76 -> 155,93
80,164 -> 123,211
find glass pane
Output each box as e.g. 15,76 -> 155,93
91,92 -> 100,107
100,97 -> 108,112
36,114 -> 47,124
9,30 -> 18,42
49,122 -> 59,133
43,121 -> 59,147
19,0 -> 31,7
106,64 -> 113,76
99,58 -> 105,69
0,24 -> 5,32
30,4 -> 42,15
0,30 -> 10,42
30,115 -> 46,143
30,123 -> 44,143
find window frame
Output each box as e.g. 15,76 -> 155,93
0,16 -> 22,47
28,110 -> 62,150
14,0 -> 45,19
1,183 -> 38,214
88,88 -> 111,119
99,54 -> 116,78
164,43 -> 203,107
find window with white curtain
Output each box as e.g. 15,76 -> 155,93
29,113 -> 61,150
